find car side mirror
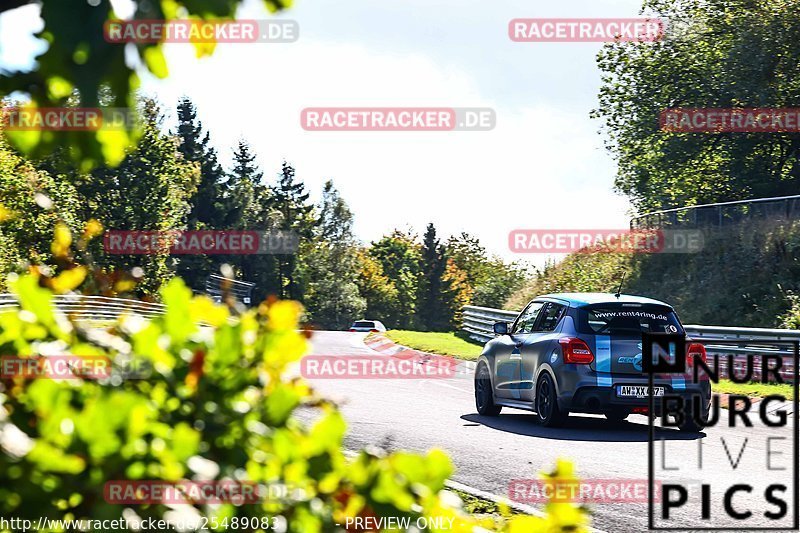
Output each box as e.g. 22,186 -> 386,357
493,321 -> 509,335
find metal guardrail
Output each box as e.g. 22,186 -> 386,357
630,193 -> 800,229
205,275 -> 255,305
463,305 -> 800,345
462,305 -> 798,380
0,294 -> 165,321
462,305 -> 518,343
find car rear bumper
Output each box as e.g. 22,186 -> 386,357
560,381 -> 710,414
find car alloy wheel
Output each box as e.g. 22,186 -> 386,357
536,373 -> 566,427
475,363 -> 501,416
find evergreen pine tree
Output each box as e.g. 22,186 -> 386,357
417,223 -> 448,330
227,140 -> 281,300
174,97 -> 227,289
228,139 -> 264,228
271,161 -> 315,299
176,97 -> 226,229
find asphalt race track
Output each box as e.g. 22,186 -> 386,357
295,331 -> 797,533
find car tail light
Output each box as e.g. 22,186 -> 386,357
348,328 -> 356,332
370,329 -> 379,332
559,337 -> 594,364
632,407 -> 649,414
687,342 -> 706,366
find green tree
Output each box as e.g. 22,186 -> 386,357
471,259 -> 528,309
174,97 -> 226,290
0,132 -> 81,289
441,258 -> 473,330
78,98 -> 198,294
227,140 -> 281,300
446,232 -> 490,289
0,0 -> 291,167
417,223 -> 448,331
354,249 -> 400,325
227,139 -> 264,227
594,0 -> 800,213
369,230 -> 421,329
271,161 -> 315,300
301,181 -> 365,329
176,97 -> 226,229
446,232 -> 528,309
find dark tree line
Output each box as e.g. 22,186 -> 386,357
0,96 -> 528,331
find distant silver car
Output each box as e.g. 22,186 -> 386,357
348,320 -> 387,332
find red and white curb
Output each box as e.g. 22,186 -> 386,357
364,334 -> 476,379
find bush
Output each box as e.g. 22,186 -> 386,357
0,231 -> 589,532
779,293 -> 800,329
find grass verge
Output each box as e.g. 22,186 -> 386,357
449,489 -> 524,526
384,330 -> 483,360
714,379 -> 794,400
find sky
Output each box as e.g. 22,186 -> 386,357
0,0 -> 648,265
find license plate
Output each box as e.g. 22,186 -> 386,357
616,385 -> 664,398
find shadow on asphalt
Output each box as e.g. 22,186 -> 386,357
461,413 -> 704,442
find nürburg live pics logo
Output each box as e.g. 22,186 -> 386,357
645,332 -> 798,530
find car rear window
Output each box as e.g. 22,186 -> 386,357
353,321 -> 375,328
576,305 -> 683,335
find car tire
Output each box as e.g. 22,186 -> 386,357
535,373 -> 567,427
475,363 -> 501,416
605,412 -> 628,422
679,384 -> 711,432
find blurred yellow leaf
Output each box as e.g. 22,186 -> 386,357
4,102 -> 41,155
267,300 -> 301,331
6,125 -> 42,155
189,19 -> 218,57
0,204 -> 15,222
51,267 -> 87,293
96,127 -> 131,167
51,222 -> 72,257
83,219 -> 103,240
113,279 -> 137,293
161,0 -> 181,19
143,46 -> 169,78
47,76 -> 73,99
189,295 -> 229,326
507,516 -> 546,533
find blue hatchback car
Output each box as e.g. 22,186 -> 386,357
473,293 -> 711,431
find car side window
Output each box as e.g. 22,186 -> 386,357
513,302 -> 544,334
535,303 -> 566,332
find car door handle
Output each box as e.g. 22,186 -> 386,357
511,343 -> 524,359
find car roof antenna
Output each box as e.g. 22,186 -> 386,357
614,271 -> 626,299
